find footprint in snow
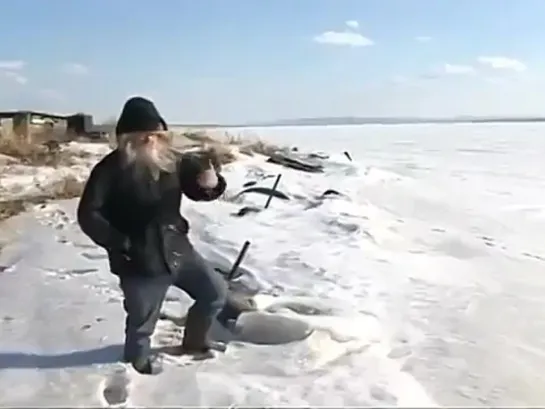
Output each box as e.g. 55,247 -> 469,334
99,366 -> 131,407
72,242 -> 99,250
370,385 -> 398,406
56,236 -> 69,244
54,238 -> 105,260
522,252 -> 545,262
387,344 -> 413,360
44,267 -> 99,278
81,252 -> 108,261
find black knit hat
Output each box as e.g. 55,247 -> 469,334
115,96 -> 168,135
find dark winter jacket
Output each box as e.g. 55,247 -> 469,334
76,150 -> 226,278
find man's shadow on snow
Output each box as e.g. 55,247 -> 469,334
0,344 -> 124,369
0,311 -> 315,370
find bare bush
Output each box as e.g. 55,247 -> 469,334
44,175 -> 86,199
181,131 -> 218,144
176,130 -> 282,162
0,199 -> 27,221
241,138 -> 282,157
0,175 -> 85,221
204,144 -> 238,166
0,126 -> 282,223
0,128 -> 91,167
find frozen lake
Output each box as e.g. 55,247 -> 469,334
1,123 -> 545,406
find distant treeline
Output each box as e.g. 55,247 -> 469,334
172,116 -> 545,128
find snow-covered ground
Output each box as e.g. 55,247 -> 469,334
0,142 -> 110,201
1,123 -> 545,407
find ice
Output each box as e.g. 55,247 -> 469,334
2,123 -> 545,406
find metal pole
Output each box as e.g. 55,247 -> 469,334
264,174 -> 282,209
227,240 -> 251,281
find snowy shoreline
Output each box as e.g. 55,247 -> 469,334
2,123 -> 545,406
0,135 -> 440,407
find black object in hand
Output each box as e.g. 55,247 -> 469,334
120,237 -> 132,261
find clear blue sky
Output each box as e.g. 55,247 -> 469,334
1,0 -> 544,123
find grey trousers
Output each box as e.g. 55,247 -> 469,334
119,251 -> 227,361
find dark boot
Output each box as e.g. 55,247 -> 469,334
121,352 -> 162,375
171,309 -> 217,359
216,292 -> 257,327
122,348 -> 163,375
131,354 -> 163,375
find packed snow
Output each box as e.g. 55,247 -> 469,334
0,142 -> 110,201
1,123 -> 545,407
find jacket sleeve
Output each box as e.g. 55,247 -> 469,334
178,152 -> 227,202
77,161 -> 129,252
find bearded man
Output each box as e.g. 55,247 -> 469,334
77,97 -> 229,375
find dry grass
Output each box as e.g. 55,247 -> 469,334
0,127 -> 281,222
0,199 -> 27,222
177,130 -> 282,161
240,138 -> 282,157
41,175 -> 86,199
0,124 -> 89,221
205,144 -> 238,166
0,175 -> 85,222
0,127 -> 91,167
182,131 -> 219,145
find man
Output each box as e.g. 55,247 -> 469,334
77,96 -> 229,375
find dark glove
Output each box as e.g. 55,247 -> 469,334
121,237 -> 133,261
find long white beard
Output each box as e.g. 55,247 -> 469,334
115,133 -> 179,204
121,135 -> 177,181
